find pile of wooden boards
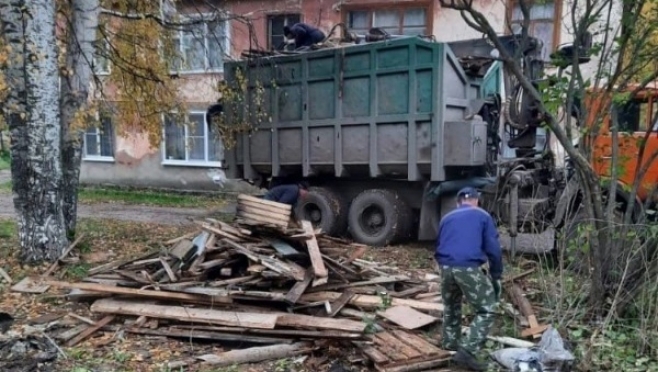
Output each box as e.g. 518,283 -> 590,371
46,196 -> 451,371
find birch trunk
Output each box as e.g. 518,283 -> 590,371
60,0 -> 100,237
0,0 -> 68,262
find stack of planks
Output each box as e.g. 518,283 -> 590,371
236,194 -> 292,229
46,196 -> 450,370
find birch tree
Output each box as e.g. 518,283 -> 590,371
0,0 -> 68,262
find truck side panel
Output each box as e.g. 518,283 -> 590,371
224,37 -> 486,183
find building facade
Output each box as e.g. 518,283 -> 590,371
81,0 -> 572,190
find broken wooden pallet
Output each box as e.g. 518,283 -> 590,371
236,194 -> 292,229
356,330 -> 452,372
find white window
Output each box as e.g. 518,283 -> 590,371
93,39 -> 111,75
347,8 -> 428,36
162,112 -> 223,166
172,16 -> 230,73
84,114 -> 115,161
268,14 -> 301,50
510,1 -> 559,61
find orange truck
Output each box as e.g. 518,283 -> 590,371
586,84 -> 658,210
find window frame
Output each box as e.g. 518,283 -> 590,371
507,0 -> 562,61
161,111 -> 223,167
83,112 -> 115,163
170,13 -> 231,74
267,13 -> 302,50
342,1 -> 433,36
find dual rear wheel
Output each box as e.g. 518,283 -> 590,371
295,187 -> 412,246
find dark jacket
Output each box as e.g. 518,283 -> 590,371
263,184 -> 300,205
435,205 -> 503,280
289,23 -> 325,48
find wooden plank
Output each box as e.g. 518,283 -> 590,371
284,269 -> 313,304
309,275 -> 410,293
11,276 -> 50,294
88,251 -> 158,275
238,194 -> 292,211
42,233 -> 86,278
237,211 -> 289,227
300,221 -> 328,283
390,330 -> 442,355
90,298 -> 279,329
127,327 -> 292,345
198,223 -> 242,242
165,232 -> 197,245
173,325 -> 363,340
300,292 -> 444,312
377,306 -> 438,330
326,290 -> 354,317
237,199 -> 292,216
47,281 -> 232,304
375,332 -> 422,359
160,258 -> 178,282
237,205 -> 290,221
0,268 -> 12,283
66,315 -> 115,347
370,336 -> 408,361
169,239 -> 196,261
276,313 -> 366,333
55,324 -> 87,342
356,344 -> 389,364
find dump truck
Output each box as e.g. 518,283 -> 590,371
207,33 -> 590,247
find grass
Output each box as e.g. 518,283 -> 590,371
0,181 -> 228,208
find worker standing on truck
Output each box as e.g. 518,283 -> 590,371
435,186 -> 502,371
283,23 -> 326,49
263,182 -> 309,206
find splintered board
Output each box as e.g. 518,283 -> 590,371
356,330 -> 451,372
236,194 -> 292,229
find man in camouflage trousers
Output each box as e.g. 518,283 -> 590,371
435,187 -> 503,371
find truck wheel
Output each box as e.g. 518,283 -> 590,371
295,187 -> 348,236
348,189 -> 411,246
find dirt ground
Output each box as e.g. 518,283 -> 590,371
0,170 -> 235,225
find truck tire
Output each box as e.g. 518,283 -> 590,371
348,189 -> 411,246
295,187 -> 348,237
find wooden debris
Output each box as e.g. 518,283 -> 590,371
66,315 -> 115,347
300,220 -> 329,286
194,342 -> 314,367
42,233 -> 86,278
377,306 -> 438,330
509,284 -> 549,339
48,207 -> 452,370
0,268 -> 12,284
91,298 -> 279,329
11,276 -> 50,294
355,330 -> 451,372
236,194 -> 291,229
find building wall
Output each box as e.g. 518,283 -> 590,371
79,0 -> 507,191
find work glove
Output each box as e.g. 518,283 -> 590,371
492,278 -> 502,302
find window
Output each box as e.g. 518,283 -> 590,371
93,39 -> 110,75
509,0 -> 560,60
84,113 -> 115,161
346,7 -> 428,36
163,112 -> 222,165
172,16 -> 229,73
617,97 -> 657,132
268,14 -> 301,50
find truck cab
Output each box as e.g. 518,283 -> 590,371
590,85 -> 658,205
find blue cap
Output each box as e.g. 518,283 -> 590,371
457,187 -> 479,199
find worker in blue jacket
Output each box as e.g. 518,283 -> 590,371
435,186 -> 503,371
263,182 -> 309,206
283,23 -> 326,49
